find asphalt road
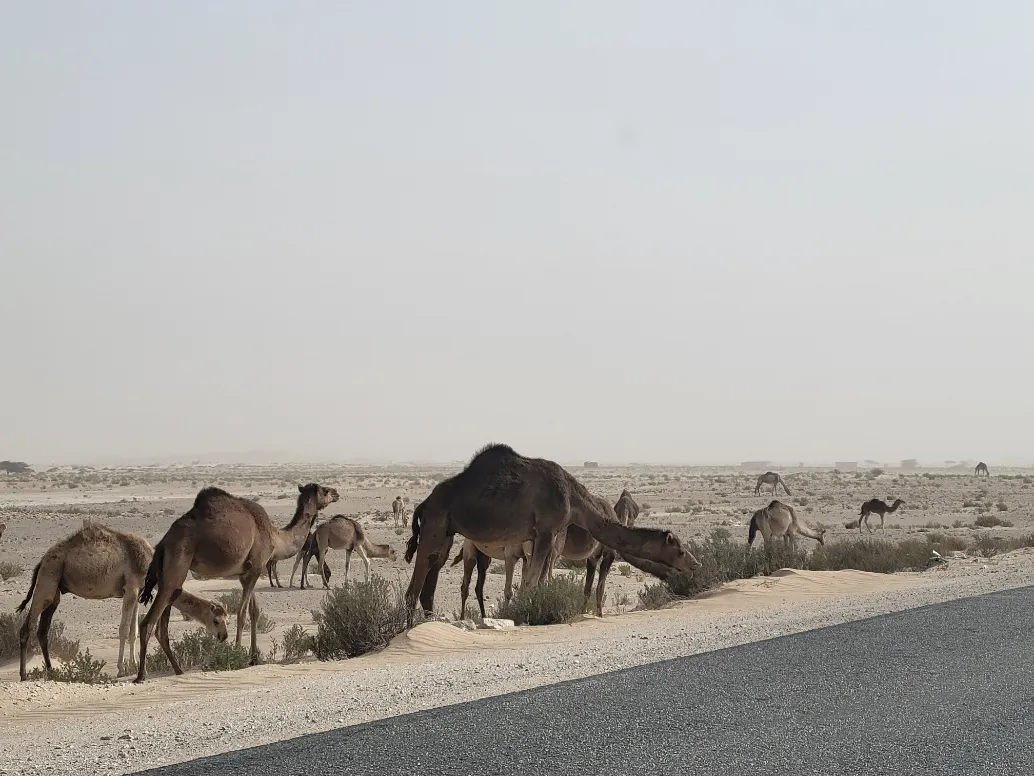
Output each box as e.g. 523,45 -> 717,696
133,586 -> 1034,776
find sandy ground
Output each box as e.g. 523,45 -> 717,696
1,463 -> 1033,774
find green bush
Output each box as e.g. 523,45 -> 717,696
0,562 -> 23,581
312,577 -> 411,660
496,576 -> 586,625
0,613 -> 79,663
145,628 -> 253,675
637,582 -> 676,610
279,624 -> 315,661
24,649 -> 114,685
217,589 -> 276,634
975,514 -> 1013,528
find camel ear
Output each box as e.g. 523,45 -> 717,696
664,532 -> 677,545
298,484 -> 304,493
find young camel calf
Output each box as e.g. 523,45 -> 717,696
747,500 -> 825,558
16,523 -> 228,679
293,515 -> 397,589
450,538 -> 531,619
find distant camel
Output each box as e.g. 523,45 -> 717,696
754,471 -> 792,496
295,515 -> 397,589
16,523 -> 227,680
975,462 -> 990,477
135,482 -> 338,682
403,443 -> 700,620
747,500 -> 825,561
856,498 -> 905,533
450,538 -> 531,618
0,522 -> 5,541
392,496 -> 405,527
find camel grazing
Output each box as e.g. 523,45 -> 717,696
403,444 -> 700,620
450,538 -> 531,618
747,500 -> 825,557
15,523 -> 228,680
392,496 -> 405,527
293,515 -> 397,589
975,462 -> 990,477
135,482 -> 338,683
754,471 -> 792,497
857,498 -> 905,533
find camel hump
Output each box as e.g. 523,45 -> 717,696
467,442 -> 520,470
193,486 -> 233,509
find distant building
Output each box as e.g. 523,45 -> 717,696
834,461 -> 858,470
900,459 -> 918,469
740,461 -> 771,470
583,461 -> 599,468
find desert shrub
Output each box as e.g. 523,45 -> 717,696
808,539 -> 932,574
145,628 -> 253,675
496,576 -> 586,626
217,589 -> 275,633
975,514 -> 1013,528
555,556 -> 586,570
0,562 -> 23,581
1000,534 -> 1034,552
24,649 -> 114,685
0,613 -> 79,663
996,502 -> 1009,512
637,582 -> 676,610
925,533 -> 970,554
618,564 -> 632,577
312,577 -> 411,659
279,624 -> 315,661
973,534 -> 1005,558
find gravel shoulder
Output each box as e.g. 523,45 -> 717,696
2,550 -> 1032,776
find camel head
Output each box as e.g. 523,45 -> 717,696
385,546 -> 399,562
298,483 -> 340,511
664,532 -> 702,573
892,499 -> 905,508
202,601 -> 229,642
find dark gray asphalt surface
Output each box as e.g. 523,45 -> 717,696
133,586 -> 1034,775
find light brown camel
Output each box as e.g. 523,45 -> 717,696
283,530 -> 331,587
856,498 -> 905,533
754,471 -> 792,496
293,515 -> 397,588
747,500 -> 825,556
403,444 -> 700,620
135,482 -> 338,683
449,538 -> 532,618
15,523 -> 228,680
392,496 -> 405,528
975,462 -> 990,477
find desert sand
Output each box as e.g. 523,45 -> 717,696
1,462 -> 1033,774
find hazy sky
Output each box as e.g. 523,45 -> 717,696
2,2 -> 1032,466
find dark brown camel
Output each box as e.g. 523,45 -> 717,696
975,462 -> 990,477
857,498 -> 905,533
404,445 -> 699,620
134,483 -> 338,683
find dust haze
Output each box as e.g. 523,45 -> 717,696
2,3 -> 1031,467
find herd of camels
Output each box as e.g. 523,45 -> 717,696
10,448 -> 993,682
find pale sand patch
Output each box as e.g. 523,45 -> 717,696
2,557 -> 1031,776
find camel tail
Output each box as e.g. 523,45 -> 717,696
140,541 -> 165,605
15,561 -> 42,614
780,476 -> 792,496
404,502 -> 423,564
748,513 -> 758,546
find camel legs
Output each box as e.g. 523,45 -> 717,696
18,581 -> 61,680
267,559 -> 282,588
355,545 -> 372,582
117,586 -> 140,676
343,549 -> 352,583
503,555 -> 517,603
473,550 -> 489,620
233,571 -> 262,663
289,547 -> 306,588
880,514 -> 886,533
157,605 -> 183,675
593,550 -> 616,617
317,535 -> 332,589
404,517 -> 451,616
459,553 -> 475,617
523,533 -> 558,595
